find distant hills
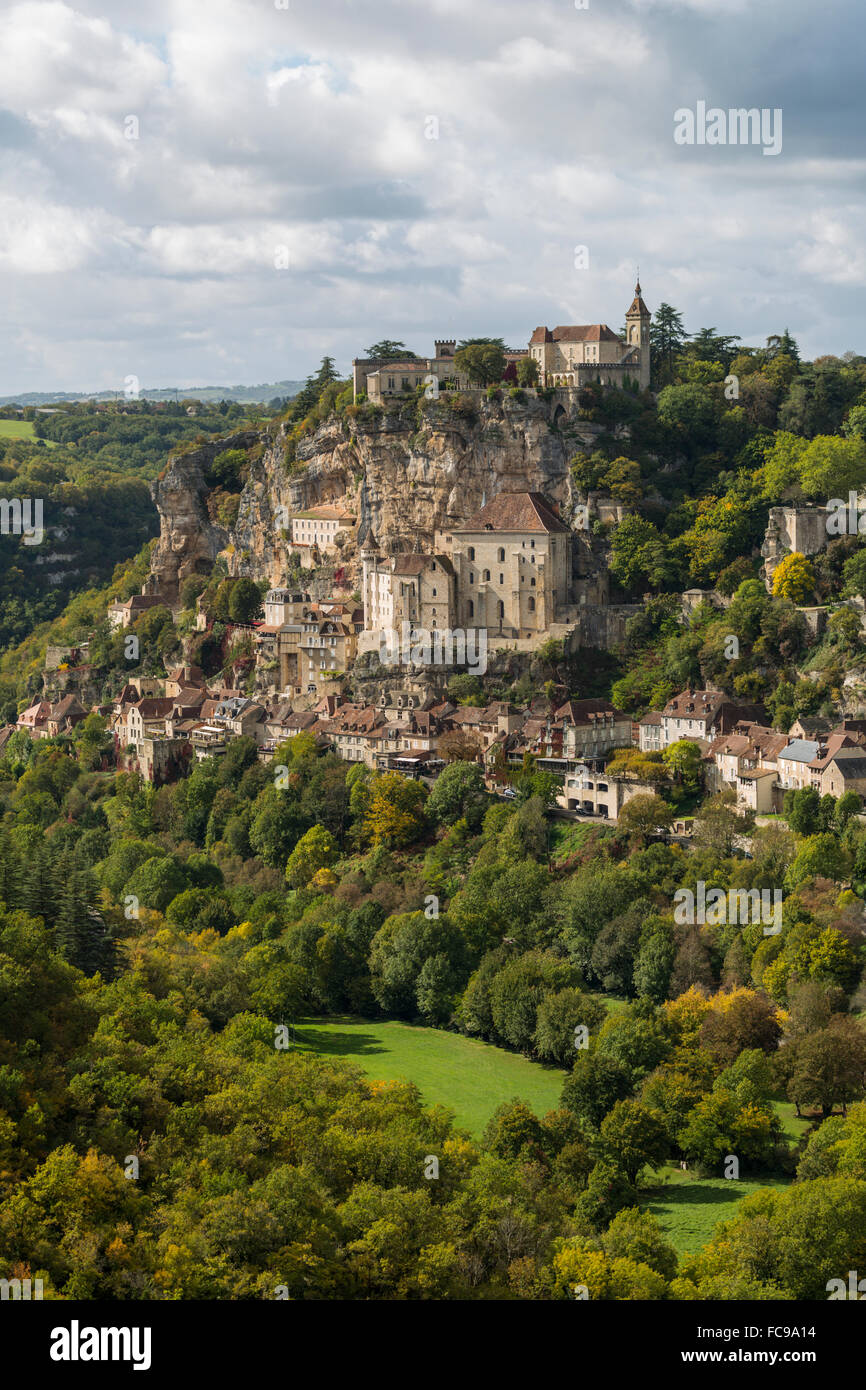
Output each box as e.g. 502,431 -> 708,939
0,379 -> 305,407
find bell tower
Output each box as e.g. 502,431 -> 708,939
625,274 -> 651,389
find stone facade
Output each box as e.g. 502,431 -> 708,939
529,280 -> 651,390
445,492 -> 571,639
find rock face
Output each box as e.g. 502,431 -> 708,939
149,394 -> 606,603
149,430 -> 257,603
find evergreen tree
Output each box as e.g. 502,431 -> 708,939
650,304 -> 689,386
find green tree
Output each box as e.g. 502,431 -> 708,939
426,761 -> 488,830
228,577 -> 263,624
650,303 -> 689,385
284,825 -> 338,888
600,1099 -> 669,1184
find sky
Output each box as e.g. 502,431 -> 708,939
0,0 -> 864,394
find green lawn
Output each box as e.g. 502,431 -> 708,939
294,1016 -> 566,1138
643,1166 -> 792,1257
0,419 -> 57,446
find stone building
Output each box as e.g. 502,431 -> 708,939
445,491 -> 571,639
289,504 -> 355,558
361,545 -> 457,638
352,341 -> 468,403
528,280 -> 651,390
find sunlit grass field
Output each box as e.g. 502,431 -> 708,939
294,1015 -> 566,1137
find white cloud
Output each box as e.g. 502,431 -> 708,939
0,0 -> 862,392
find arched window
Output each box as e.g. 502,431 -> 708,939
468,547 -> 475,560
528,597 -> 535,612
497,547 -> 505,562
469,572 -> 475,585
530,576 -> 536,587
468,600 -> 474,618
497,600 -> 504,619
483,569 -> 490,581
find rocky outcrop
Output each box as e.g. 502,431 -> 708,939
149,431 -> 256,602
149,394 -> 612,606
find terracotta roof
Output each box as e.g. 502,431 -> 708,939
134,698 -> 175,718
552,324 -> 623,343
455,491 -> 569,535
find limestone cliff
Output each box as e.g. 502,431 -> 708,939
149,393 -> 607,603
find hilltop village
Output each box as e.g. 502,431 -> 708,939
6,281 -> 866,830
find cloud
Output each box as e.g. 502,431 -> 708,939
0,0 -> 863,392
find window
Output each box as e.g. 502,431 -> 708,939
531,540 -> 535,549
497,600 -> 504,619
468,547 -> 475,560
432,587 -> 437,596
528,597 -> 535,612
498,547 -> 505,562
530,576 -> 536,587
468,600 -> 474,618
469,573 -> 475,584
499,573 -> 503,584
483,569 -> 490,581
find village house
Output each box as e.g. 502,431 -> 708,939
212,696 -> 268,744
107,593 -> 166,630
660,689 -> 765,749
44,695 -> 87,738
558,699 -> 633,762
776,739 -> 821,792
296,616 -> 357,695
16,700 -> 52,737
638,711 -> 663,752
121,697 -> 176,749
289,504 -> 355,558
817,748 -> 866,799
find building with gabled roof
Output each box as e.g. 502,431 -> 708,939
529,279 -> 651,389
446,491 -> 572,639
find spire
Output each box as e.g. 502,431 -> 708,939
635,266 -> 641,296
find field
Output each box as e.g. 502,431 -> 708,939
0,419 -> 57,446
295,1016 -> 801,1256
294,1016 -> 566,1137
643,1167 -> 791,1256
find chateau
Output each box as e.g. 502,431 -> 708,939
529,281 -> 651,390
351,277 -> 651,400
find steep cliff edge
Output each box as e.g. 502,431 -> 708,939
149,394 -> 607,602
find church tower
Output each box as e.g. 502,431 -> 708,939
625,276 -> 651,389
